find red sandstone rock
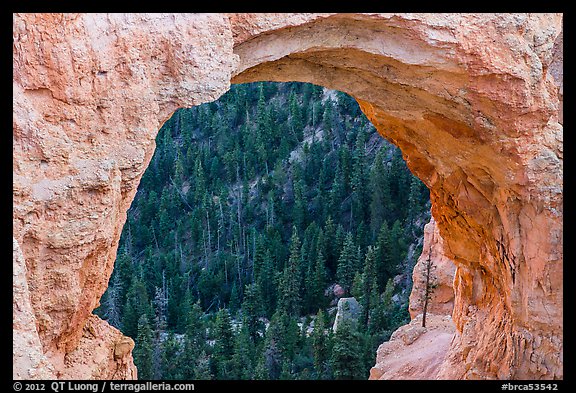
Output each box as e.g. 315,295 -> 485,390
409,217 -> 456,319
13,13 -> 563,380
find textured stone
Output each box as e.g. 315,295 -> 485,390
332,297 -> 361,332
409,217 -> 456,319
13,13 -> 563,380
370,314 -> 456,380
13,238 -> 56,380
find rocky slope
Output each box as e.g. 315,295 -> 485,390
370,313 -> 456,380
13,13 -> 563,379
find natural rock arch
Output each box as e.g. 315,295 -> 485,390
13,13 -> 563,379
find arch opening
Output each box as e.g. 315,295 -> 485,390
96,81 -> 434,380
12,13 -> 562,381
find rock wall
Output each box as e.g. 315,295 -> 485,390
13,13 -> 562,379
409,217 -> 456,319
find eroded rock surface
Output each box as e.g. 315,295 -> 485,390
409,217 -> 456,319
13,13 -> 563,379
370,314 -> 456,380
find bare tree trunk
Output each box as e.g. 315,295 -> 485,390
422,254 -> 431,328
151,226 -> 160,253
422,239 -> 434,328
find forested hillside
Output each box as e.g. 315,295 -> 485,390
95,82 -> 430,380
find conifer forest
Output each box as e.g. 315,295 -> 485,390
96,82 -> 431,380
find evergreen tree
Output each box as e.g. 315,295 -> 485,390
261,311 -> 285,380
336,233 -> 357,294
229,281 -> 241,316
310,245 -> 328,311
211,309 -> 234,379
367,276 -> 387,334
351,129 -> 369,227
360,245 -> 377,326
330,320 -> 365,380
375,221 -> 393,292
101,271 -> 123,330
177,301 -> 211,380
241,283 -> 264,342
278,227 -> 303,317
289,89 -> 304,142
161,332 -> 181,379
231,323 -> 255,379
312,309 -> 328,379
369,149 -> 392,236
122,277 -> 153,339
133,314 -> 154,380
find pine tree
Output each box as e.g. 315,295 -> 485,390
161,332 -> 181,379
375,221 -> 393,292
351,129 -> 369,226
278,227 -> 302,317
322,99 -> 335,151
360,245 -> 377,326
261,311 -> 284,380
231,323 -> 255,379
289,89 -> 304,142
211,308 -> 234,379
420,241 -> 437,328
369,149 -> 393,237
310,246 -> 328,311
133,314 -> 154,380
312,309 -> 328,379
330,164 -> 345,219
323,216 -> 337,275
389,219 -> 406,271
279,360 -> 293,380
122,277 -> 153,339
367,276 -> 387,334
351,271 -> 363,300
293,179 -> 307,231
102,271 -> 123,329
229,280 -> 241,316
241,283 -> 264,342
336,233 -> 357,294
177,301 -> 210,379
330,320 -> 364,380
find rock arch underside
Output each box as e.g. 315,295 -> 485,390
13,13 -> 563,380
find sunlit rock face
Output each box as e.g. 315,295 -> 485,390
13,13 -> 562,379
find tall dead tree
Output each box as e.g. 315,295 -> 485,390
421,235 -> 437,328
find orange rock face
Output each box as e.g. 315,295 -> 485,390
409,217 -> 456,320
13,13 -> 562,379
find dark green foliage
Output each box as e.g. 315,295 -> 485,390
336,233 -> 358,294
277,228 -> 303,317
133,315 -> 154,380
211,309 -> 234,379
95,81 -> 430,380
330,321 -> 365,380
